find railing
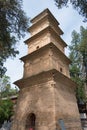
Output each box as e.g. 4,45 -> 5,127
0,121 -> 11,130
81,118 -> 87,130
58,118 -> 82,130
1,118 -> 87,130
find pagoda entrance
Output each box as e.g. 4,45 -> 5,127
26,113 -> 36,130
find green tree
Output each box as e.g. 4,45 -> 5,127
0,99 -> 13,124
0,75 -> 18,98
0,0 -> 29,76
0,75 -> 18,125
69,26 -> 87,102
54,0 -> 87,22
79,26 -> 87,82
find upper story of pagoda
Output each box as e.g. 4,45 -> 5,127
20,8 -> 71,79
25,8 -> 67,54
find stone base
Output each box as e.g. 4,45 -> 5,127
11,70 -> 82,130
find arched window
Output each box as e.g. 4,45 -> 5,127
26,113 -> 36,130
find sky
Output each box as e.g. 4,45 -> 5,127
5,0 -> 87,88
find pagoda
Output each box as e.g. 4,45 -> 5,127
11,9 -> 82,130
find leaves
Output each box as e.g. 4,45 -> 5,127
0,75 -> 18,124
0,75 -> 18,98
55,0 -> 87,22
0,99 -> 13,124
0,0 -> 29,76
69,26 -> 87,102
55,0 -> 68,8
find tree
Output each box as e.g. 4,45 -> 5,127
0,75 -> 18,126
0,75 -> 18,98
0,0 -> 29,76
69,26 -> 87,102
0,99 -> 13,125
54,0 -> 87,22
79,27 -> 87,82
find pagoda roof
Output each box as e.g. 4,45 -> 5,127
28,14 -> 63,35
20,43 -> 71,64
14,69 -> 76,90
31,8 -> 59,25
25,26 -> 67,47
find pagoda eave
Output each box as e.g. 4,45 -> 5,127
14,69 -> 55,88
14,69 -> 76,91
28,14 -> 63,35
25,26 -> 67,47
31,8 -> 59,25
20,43 -> 70,64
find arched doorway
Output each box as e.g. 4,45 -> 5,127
26,113 -> 36,130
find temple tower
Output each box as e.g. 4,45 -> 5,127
11,9 -> 82,130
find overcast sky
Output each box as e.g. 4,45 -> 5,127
5,0 -> 87,88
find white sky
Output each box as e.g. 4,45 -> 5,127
4,0 -> 87,88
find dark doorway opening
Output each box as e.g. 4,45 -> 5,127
26,113 -> 36,130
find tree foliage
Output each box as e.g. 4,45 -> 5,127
79,27 -> 87,82
0,75 -> 18,98
0,99 -> 13,124
0,0 -> 29,76
0,75 -> 18,125
55,0 -> 87,22
69,26 -> 87,102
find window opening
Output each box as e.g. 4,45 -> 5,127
36,46 -> 39,49
60,68 -> 63,72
